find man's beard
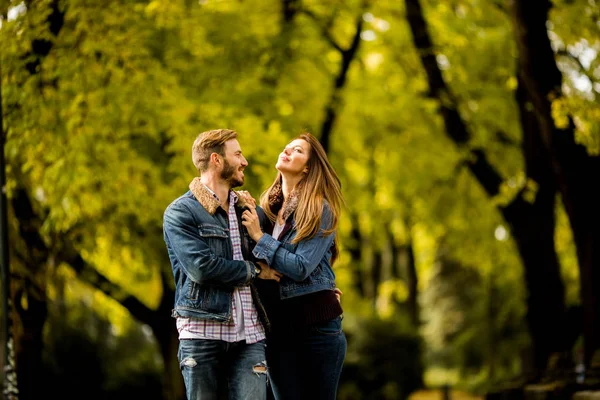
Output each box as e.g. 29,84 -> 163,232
221,159 -> 244,188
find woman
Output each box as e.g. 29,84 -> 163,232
241,132 -> 346,400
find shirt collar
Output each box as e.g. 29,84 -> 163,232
203,185 -> 238,205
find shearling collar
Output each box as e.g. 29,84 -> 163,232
268,179 -> 302,221
189,177 -> 249,215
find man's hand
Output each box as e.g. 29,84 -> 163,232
241,207 -> 264,242
256,261 -> 282,282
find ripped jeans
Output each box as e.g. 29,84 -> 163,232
178,339 -> 267,400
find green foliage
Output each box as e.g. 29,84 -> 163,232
340,317 -> 424,400
550,0 -> 600,154
420,245 -> 528,393
43,272 -> 163,399
1,0 -> 594,396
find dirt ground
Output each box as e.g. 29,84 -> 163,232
408,389 -> 484,400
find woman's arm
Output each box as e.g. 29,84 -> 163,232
248,206 -> 335,282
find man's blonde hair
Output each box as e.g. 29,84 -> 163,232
192,129 -> 238,172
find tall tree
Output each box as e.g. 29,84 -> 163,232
2,0 -> 188,398
404,0 -> 566,373
0,5 -> 19,398
6,1 -> 65,397
511,0 -> 600,365
309,4 -> 367,153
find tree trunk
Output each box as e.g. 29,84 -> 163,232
317,8 -> 366,153
371,248 -> 383,309
61,236 -> 183,400
0,25 -> 19,399
11,188 -> 52,400
13,288 -> 47,400
155,326 -> 184,400
511,0 -> 600,365
150,285 -> 185,400
9,2 -> 65,396
404,0 -> 566,373
488,270 -> 497,382
348,216 -> 366,298
259,0 -> 299,122
512,77 -> 566,372
10,3 -> 186,398
402,234 -> 419,328
442,385 -> 452,400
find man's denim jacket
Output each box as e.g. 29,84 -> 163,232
253,203 -> 337,299
163,179 -> 266,323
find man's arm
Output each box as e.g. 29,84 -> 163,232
163,201 -> 254,286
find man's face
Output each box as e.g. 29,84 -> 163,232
220,139 -> 248,188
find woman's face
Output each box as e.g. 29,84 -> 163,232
276,139 -> 311,175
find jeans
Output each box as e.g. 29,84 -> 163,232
267,316 -> 347,400
178,339 -> 268,400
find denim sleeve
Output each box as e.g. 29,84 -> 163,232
252,206 -> 335,282
163,200 -> 252,286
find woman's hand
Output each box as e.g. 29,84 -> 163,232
241,207 -> 264,242
237,190 -> 256,208
334,287 -> 343,303
257,261 -> 283,282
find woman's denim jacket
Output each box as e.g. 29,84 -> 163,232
163,179 -> 266,323
253,203 -> 337,299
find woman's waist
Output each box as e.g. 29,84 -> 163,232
279,278 -> 336,298
260,288 -> 343,330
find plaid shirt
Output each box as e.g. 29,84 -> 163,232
177,189 -> 265,343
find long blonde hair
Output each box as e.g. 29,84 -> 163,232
260,132 -> 344,263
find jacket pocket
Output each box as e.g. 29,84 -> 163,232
198,223 -> 229,238
198,223 -> 230,256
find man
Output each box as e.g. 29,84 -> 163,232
163,129 -> 281,400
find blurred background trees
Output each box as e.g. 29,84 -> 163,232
1,0 -> 598,399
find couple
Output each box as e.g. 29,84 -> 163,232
163,129 -> 346,400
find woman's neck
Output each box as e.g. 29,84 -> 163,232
281,173 -> 303,200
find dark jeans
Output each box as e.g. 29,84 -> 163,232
267,316 -> 347,400
178,339 -> 267,400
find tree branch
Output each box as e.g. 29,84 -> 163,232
12,186 -> 157,326
495,130 -> 520,147
58,242 -> 157,326
556,48 -> 598,86
319,7 -> 367,153
24,0 -> 65,74
282,0 -> 300,23
492,0 -> 509,15
12,188 -> 49,268
404,0 -> 505,197
300,8 -> 344,53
